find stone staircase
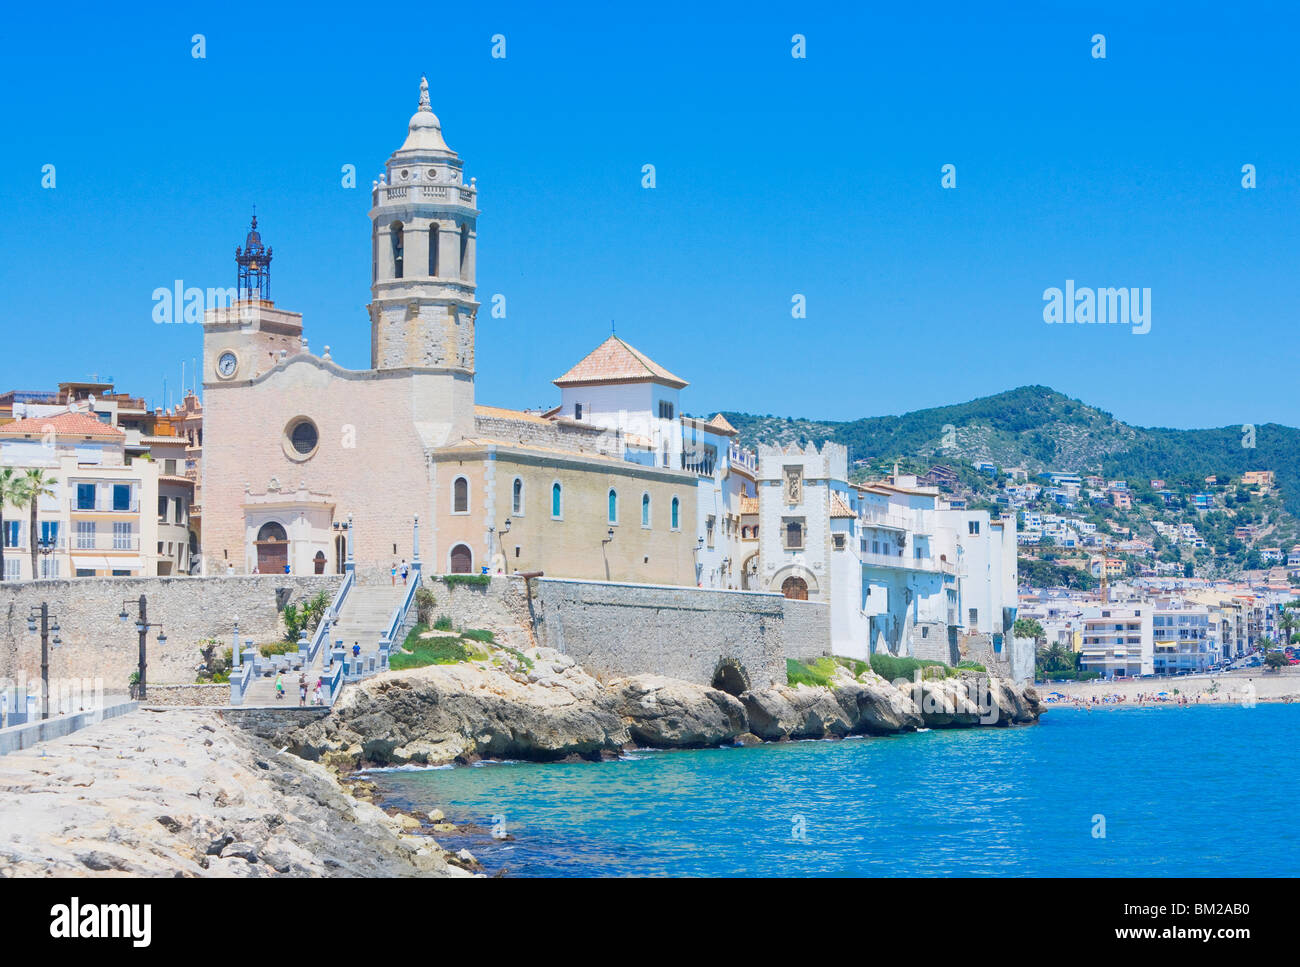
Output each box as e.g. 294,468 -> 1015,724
238,579 -> 411,707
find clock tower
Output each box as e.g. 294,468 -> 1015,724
203,214 -> 304,387
368,77 -> 480,371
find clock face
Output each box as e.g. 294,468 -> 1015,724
217,352 -> 237,378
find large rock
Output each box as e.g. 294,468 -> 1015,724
740,684 -> 854,740
616,675 -> 747,748
904,678 -> 984,728
831,674 -> 924,734
290,661 -> 631,768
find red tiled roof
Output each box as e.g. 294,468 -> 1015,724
0,410 -> 125,439
830,493 -> 857,518
707,413 -> 737,435
554,336 -> 688,389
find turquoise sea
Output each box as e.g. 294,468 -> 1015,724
372,704 -> 1300,877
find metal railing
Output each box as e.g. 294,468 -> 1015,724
307,565 -> 354,667
378,563 -> 422,665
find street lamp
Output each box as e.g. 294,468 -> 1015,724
119,595 -> 166,701
36,537 -> 56,579
26,603 -> 62,720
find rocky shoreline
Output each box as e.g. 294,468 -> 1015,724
0,708 -> 474,878
0,649 -> 1040,877
281,648 -> 1043,772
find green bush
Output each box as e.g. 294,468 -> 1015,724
785,657 -> 844,687
461,628 -> 495,644
869,654 -> 953,681
956,660 -> 987,672
441,574 -> 491,588
282,591 -> 329,642
414,587 -> 437,625
433,614 -> 454,632
389,624 -> 472,670
833,655 -> 869,677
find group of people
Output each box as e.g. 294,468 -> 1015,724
273,670 -> 324,706
391,560 -> 410,586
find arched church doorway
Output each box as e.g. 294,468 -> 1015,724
255,521 -> 288,574
335,534 -> 347,573
781,576 -> 808,600
450,543 -> 473,574
314,550 -> 326,574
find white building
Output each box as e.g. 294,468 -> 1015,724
756,445 -> 1020,670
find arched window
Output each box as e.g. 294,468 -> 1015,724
453,476 -> 468,513
551,482 -> 562,519
390,221 -> 404,279
608,489 -> 618,524
512,477 -> 523,515
641,493 -> 651,527
429,223 -> 439,276
671,496 -> 680,530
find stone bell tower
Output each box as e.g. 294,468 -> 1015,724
369,77 -> 480,372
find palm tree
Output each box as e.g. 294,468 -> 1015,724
1279,605 -> 1297,650
14,469 -> 55,580
0,467 -> 18,581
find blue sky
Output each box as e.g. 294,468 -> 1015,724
1,0 -> 1297,430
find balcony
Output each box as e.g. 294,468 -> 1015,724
859,507 -> 917,532
71,535 -> 141,552
858,550 -> 944,573
71,499 -> 139,514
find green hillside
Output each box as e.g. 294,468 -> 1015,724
722,386 -> 1300,518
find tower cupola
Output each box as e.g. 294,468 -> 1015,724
368,78 -> 480,371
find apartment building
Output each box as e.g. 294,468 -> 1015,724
0,410 -> 194,579
1151,604 -> 1218,675
1079,605 -> 1154,678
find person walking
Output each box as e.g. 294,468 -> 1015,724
298,672 -> 308,707
401,560 -> 409,586
314,677 -> 323,705
274,671 -> 284,701
391,562 -> 397,586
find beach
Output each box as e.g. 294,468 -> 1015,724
1041,667 -> 1300,706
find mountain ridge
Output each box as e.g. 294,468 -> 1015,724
720,386 -> 1300,518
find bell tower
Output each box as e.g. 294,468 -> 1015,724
369,77 -> 480,372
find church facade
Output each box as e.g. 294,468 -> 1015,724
201,80 -> 748,583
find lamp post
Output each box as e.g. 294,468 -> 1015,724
119,595 -> 166,701
25,603 -> 62,720
36,537 -> 56,579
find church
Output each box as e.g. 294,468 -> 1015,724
201,80 -> 754,583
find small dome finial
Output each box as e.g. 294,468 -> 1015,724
418,76 -> 431,113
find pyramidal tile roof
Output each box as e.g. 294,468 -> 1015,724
0,410 -> 125,439
707,413 -> 737,435
553,336 -> 688,389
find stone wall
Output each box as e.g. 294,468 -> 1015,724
0,575 -> 342,689
417,576 -> 535,649
473,412 -> 608,452
530,577 -> 787,689
781,599 -> 831,659
913,623 -> 959,664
